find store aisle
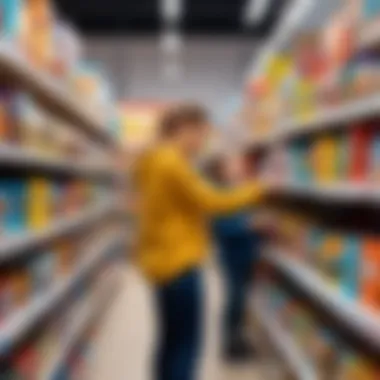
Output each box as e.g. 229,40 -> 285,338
90,263 -> 262,380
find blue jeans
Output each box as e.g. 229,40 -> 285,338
155,269 -> 203,380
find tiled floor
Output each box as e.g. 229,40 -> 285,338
90,264 -> 263,380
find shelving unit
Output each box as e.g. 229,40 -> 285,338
0,199 -> 115,264
0,231 -> 124,356
263,251 -> 380,352
0,145 -> 117,180
0,43 -> 118,149
249,94 -> 380,150
0,11 -> 126,374
43,269 -> 123,380
254,296 -> 317,380
275,182 -> 380,203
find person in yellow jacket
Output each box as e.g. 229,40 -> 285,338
133,103 -> 264,380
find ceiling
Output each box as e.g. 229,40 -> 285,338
54,0 -> 290,37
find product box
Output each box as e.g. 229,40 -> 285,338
360,237 -> 380,311
0,178 -> 27,236
315,232 -> 344,287
363,0 -> 380,19
340,235 -> 361,300
289,140 -> 312,184
10,267 -> 31,310
348,125 -> 373,183
27,177 -> 52,230
311,134 -> 340,184
0,0 -> 23,39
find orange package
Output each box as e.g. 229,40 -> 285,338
361,238 -> 380,311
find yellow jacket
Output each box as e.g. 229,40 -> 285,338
133,144 -> 264,283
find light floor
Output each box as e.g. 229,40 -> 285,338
90,263 -> 263,380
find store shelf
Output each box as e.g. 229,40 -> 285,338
254,298 -> 317,380
0,43 -> 117,149
250,95 -> 380,150
44,272 -> 122,380
0,145 -> 116,179
275,182 -> 380,203
0,200 -> 115,264
264,251 -> 380,352
0,231 -> 124,356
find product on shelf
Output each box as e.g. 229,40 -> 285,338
27,177 -> 53,230
0,178 -> 27,236
360,237 -> 380,311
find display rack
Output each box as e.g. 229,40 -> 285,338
0,43 -> 118,149
43,267 -> 123,380
0,199 -> 115,264
0,231 -> 124,356
264,251 -> 380,353
0,145 -> 117,180
254,296 -> 317,380
249,94 -> 380,150
0,19 -> 125,376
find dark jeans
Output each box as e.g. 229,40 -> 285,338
155,269 -> 203,380
220,243 -> 258,349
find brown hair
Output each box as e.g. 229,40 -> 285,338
159,103 -> 209,138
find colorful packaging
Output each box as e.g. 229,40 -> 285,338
360,237 -> 380,311
27,177 -> 52,230
316,232 -> 344,287
0,0 -> 23,39
22,0 -> 55,70
340,235 -> 361,300
363,0 -> 380,19
10,268 -> 31,309
348,125 -> 373,182
311,134 -> 340,184
0,179 -> 27,236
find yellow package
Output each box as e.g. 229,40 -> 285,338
311,134 -> 339,184
27,177 -> 52,230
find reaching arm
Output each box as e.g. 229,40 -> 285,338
164,152 -> 265,215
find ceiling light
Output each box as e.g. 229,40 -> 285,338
243,0 -> 271,26
161,0 -> 184,24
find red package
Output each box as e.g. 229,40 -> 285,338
13,345 -> 40,380
348,125 -> 373,182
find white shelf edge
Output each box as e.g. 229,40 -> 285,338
0,43 -> 117,149
0,230 -> 124,355
254,298 -> 317,380
276,182 -> 380,202
0,200 -> 116,262
265,251 -> 380,351
43,273 -> 122,380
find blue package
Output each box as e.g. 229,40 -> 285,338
340,235 -> 360,300
0,179 -> 27,236
0,0 -> 22,38
363,0 -> 380,19
289,140 -> 312,184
